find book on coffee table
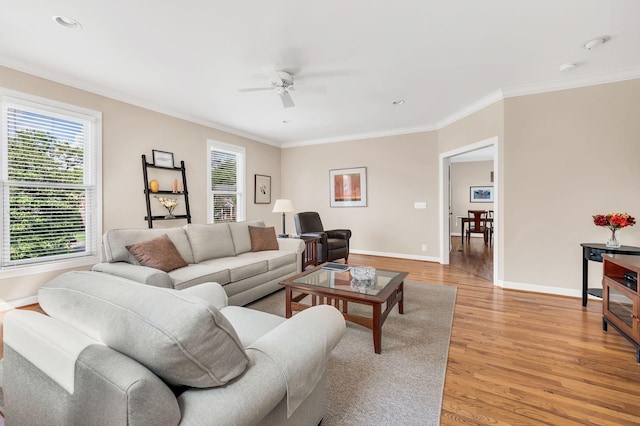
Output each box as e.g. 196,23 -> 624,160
322,263 -> 350,272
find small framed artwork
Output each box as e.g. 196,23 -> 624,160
330,167 -> 367,207
152,150 -> 175,168
254,174 -> 271,204
470,186 -> 494,203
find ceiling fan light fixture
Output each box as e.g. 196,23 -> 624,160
583,36 -> 610,50
52,15 -> 82,30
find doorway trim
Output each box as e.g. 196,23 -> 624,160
439,136 -> 499,283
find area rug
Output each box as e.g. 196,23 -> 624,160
247,280 -> 457,426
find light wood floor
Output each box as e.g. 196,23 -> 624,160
3,250 -> 640,424
346,252 -> 640,425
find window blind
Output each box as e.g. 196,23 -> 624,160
2,102 -> 97,268
208,142 -> 244,224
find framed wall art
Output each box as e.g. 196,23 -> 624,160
330,167 -> 367,207
254,174 -> 271,204
152,150 -> 175,168
470,186 -> 494,203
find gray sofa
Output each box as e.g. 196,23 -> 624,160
0,271 -> 346,425
92,220 -> 304,306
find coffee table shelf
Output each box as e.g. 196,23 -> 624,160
280,264 -> 408,354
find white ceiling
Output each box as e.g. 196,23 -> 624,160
1,1 -> 639,147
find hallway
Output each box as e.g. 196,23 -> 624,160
449,236 -> 493,281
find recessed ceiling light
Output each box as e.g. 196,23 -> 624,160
583,36 -> 610,50
282,120 -> 292,124
559,63 -> 577,72
392,100 -> 405,106
52,16 -> 82,30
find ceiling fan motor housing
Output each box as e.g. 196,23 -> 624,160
275,71 -> 294,87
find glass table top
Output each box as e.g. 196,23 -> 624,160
292,267 -> 401,296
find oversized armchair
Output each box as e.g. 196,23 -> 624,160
294,211 -> 352,263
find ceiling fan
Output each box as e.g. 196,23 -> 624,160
238,67 -> 322,108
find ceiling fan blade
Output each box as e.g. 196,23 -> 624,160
238,87 -> 272,92
280,91 -> 295,108
263,66 -> 284,86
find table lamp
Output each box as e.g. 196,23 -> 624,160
272,199 -> 295,238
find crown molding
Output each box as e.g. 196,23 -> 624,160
281,123 -> 438,148
4,55 -> 640,149
434,90 -> 505,130
0,58 -> 280,147
502,66 -> 640,99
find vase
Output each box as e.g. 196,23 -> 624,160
164,206 -> 176,219
606,228 -> 620,248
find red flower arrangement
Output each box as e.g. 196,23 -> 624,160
593,213 -> 636,230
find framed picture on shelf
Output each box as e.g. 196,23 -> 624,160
330,167 -> 367,207
254,174 -> 271,204
470,186 -> 494,203
152,150 -> 175,168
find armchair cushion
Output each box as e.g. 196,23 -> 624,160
38,271 -> 248,388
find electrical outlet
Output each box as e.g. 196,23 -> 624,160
421,244 -> 427,252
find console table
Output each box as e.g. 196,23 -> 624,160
581,243 -> 640,307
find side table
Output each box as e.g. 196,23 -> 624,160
580,243 -> 640,307
298,235 -> 319,271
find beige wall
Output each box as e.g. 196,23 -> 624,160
2,64 -> 639,304
503,79 -> 640,292
450,160 -> 494,230
0,66 -> 282,304
282,132 -> 439,259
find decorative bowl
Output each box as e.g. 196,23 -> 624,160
351,266 -> 376,281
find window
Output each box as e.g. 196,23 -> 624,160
207,140 -> 245,223
1,93 -> 101,273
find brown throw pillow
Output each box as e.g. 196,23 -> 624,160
249,226 -> 279,252
126,234 -> 188,272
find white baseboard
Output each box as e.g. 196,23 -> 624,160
349,248 -> 440,263
0,295 -> 39,312
497,280 -> 586,299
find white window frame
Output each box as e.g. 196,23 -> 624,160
0,89 -> 102,278
207,140 -> 245,223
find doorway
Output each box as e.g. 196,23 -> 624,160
439,137 -> 499,283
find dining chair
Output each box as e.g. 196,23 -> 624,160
466,210 -> 489,245
487,210 -> 494,247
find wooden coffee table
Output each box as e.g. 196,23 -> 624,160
279,264 -> 408,354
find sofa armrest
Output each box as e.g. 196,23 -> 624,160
276,237 -> 305,253
92,262 -> 173,288
179,282 -> 228,309
248,305 -> 346,417
3,311 -> 181,426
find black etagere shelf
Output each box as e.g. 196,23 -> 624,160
141,154 -> 192,228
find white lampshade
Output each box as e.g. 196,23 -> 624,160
272,199 -> 295,213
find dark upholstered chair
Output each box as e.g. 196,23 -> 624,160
294,212 -> 352,263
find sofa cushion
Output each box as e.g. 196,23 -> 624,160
201,256 -> 269,282
185,223 -> 235,263
126,234 -> 188,272
103,228 -> 195,264
249,226 -> 279,252
168,264 -> 231,290
229,220 -> 265,255
237,251 -> 297,271
38,271 -> 248,388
